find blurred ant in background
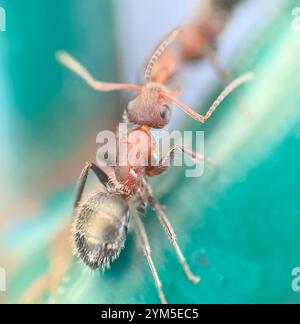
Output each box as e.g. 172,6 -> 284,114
151,0 -> 243,85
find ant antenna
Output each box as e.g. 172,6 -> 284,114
160,72 -> 254,123
144,27 -> 181,82
56,51 -> 142,92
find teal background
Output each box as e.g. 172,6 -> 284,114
0,0 -> 300,304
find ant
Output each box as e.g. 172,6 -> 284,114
151,0 -> 243,86
56,26 -> 253,304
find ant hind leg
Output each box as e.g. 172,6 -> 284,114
129,203 -> 167,304
147,194 -> 200,284
74,162 -> 109,210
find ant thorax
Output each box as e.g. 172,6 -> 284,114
126,83 -> 173,129
115,126 -> 156,196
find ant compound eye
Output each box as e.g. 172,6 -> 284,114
160,104 -> 171,121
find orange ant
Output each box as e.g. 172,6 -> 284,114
56,26 -> 253,304
151,0 -> 243,86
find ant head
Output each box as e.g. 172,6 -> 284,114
57,26 -> 254,130
124,28 -> 182,129
126,83 -> 173,129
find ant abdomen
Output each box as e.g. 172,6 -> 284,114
73,192 -> 129,269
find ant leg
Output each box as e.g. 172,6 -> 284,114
202,43 -> 231,85
160,145 -> 214,167
56,51 -> 142,93
146,145 -> 214,177
129,203 -> 167,304
74,162 -> 109,209
147,194 -> 200,284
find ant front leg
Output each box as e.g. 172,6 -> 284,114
146,145 -> 213,177
147,191 -> 200,284
74,162 -> 109,210
201,42 -> 231,86
129,203 -> 167,304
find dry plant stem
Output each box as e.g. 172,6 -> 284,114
20,226 -> 72,304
